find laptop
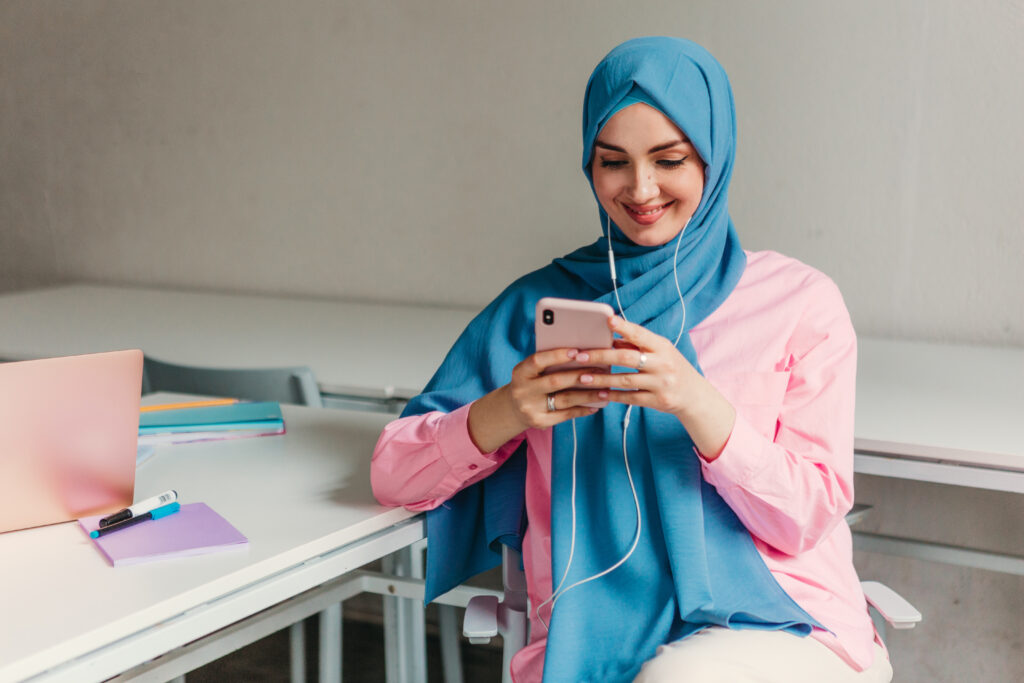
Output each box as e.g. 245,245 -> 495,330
0,350 -> 143,533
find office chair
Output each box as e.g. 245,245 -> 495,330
141,356 -> 323,683
141,356 -> 323,408
462,505 -> 921,683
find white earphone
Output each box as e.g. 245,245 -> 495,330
536,213 -> 691,631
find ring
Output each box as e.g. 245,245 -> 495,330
546,394 -> 556,412
637,352 -> 648,371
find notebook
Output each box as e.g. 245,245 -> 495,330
0,350 -> 143,534
78,502 -> 248,566
137,401 -> 285,445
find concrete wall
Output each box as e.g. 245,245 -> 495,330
2,1 -> 1022,680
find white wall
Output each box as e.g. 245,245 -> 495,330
2,1 -> 1022,681
3,1 -> 1022,346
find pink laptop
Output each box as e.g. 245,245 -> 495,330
0,350 -> 143,533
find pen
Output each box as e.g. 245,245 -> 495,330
99,489 -> 179,528
140,398 -> 238,413
90,502 -> 180,538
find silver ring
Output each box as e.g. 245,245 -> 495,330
637,352 -> 648,371
546,394 -> 556,412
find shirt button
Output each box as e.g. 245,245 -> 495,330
468,464 -> 479,470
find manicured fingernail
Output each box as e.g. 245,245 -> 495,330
576,352 -> 589,362
580,374 -> 593,384
598,391 -> 609,398
567,349 -> 578,358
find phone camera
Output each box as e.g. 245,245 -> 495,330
542,309 -> 554,325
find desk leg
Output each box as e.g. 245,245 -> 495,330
438,604 -> 464,683
382,545 -> 427,683
289,621 -> 306,683
319,603 -> 343,683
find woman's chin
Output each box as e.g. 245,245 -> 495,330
621,225 -> 683,247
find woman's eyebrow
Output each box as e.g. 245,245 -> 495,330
594,138 -> 691,154
648,139 -> 689,153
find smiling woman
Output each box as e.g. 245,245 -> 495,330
371,36 -> 890,683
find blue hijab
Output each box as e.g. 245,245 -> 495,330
404,37 -> 818,682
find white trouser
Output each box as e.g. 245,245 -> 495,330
633,627 -> 893,683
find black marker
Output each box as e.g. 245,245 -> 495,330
99,489 -> 178,528
90,502 -> 180,538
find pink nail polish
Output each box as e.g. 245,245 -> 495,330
576,352 -> 589,362
580,374 -> 593,384
598,391 -> 608,398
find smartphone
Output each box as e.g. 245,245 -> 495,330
535,297 -> 615,407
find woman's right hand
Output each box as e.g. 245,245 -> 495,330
467,348 -> 608,453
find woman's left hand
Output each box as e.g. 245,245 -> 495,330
577,315 -> 736,460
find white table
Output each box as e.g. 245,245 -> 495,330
0,398 -> 423,683
0,284 -> 476,404
854,337 -> 1024,494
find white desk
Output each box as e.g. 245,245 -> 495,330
854,337 -> 1024,494
0,398 -> 423,683
0,284 -> 476,403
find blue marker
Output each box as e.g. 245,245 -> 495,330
90,502 -> 180,538
99,489 -> 178,528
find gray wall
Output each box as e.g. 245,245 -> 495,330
2,1 -> 1022,681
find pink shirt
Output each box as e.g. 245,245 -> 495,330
371,251 -> 880,681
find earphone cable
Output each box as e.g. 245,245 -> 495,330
538,211 -> 690,629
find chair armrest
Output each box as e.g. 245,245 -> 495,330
845,503 -> 873,527
464,595 -> 500,644
861,581 -> 922,629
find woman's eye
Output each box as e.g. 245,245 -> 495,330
599,159 -> 628,168
657,157 -> 687,168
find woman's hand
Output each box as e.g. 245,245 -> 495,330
576,316 -> 737,460
467,348 -> 610,454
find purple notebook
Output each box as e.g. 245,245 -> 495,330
78,502 -> 248,566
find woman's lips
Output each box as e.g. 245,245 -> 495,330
623,201 -> 673,225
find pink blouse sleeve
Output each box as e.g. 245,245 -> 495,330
701,278 -> 857,556
371,402 -> 525,511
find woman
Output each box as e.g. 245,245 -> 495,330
372,37 -> 891,682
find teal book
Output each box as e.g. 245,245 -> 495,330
138,401 -> 285,444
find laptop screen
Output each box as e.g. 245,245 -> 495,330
0,350 -> 143,533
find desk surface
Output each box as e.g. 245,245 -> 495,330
0,284 -> 1022,472
0,397 -> 420,683
0,284 -> 476,401
855,337 -> 1023,470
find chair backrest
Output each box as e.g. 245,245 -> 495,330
142,356 -> 323,408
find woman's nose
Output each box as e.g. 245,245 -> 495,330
628,166 -> 658,202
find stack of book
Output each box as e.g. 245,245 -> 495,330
138,401 -> 285,446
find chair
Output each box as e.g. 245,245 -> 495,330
141,356 -> 323,683
463,505 -> 921,683
462,546 -> 530,683
141,356 -> 323,408
846,506 -> 922,639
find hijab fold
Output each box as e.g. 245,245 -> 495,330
404,37 -> 819,682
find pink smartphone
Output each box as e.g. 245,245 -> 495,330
535,297 -> 615,408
